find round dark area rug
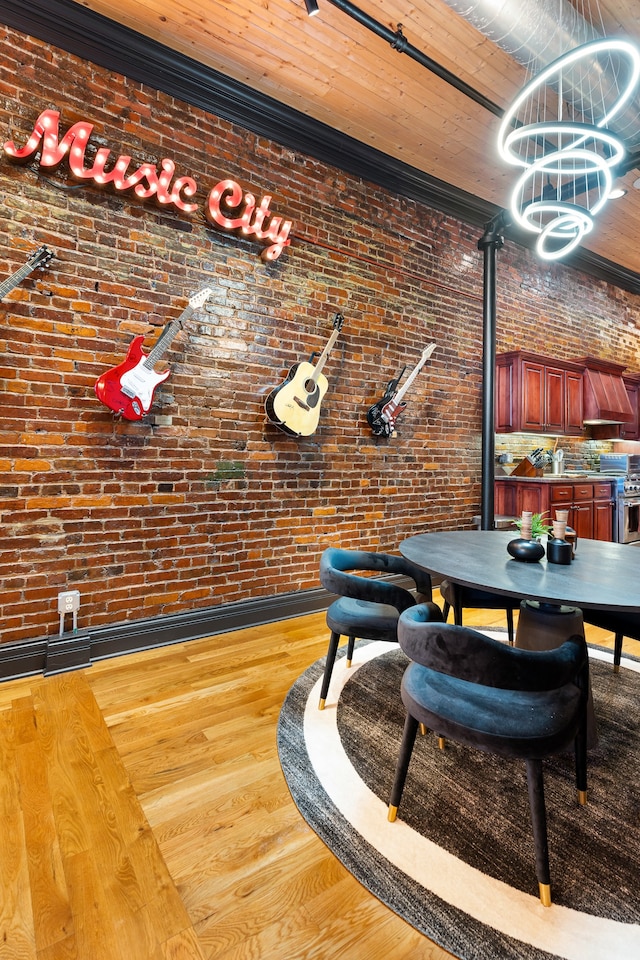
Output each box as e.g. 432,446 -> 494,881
277,637 -> 640,960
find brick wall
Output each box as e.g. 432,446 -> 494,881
0,25 -> 639,645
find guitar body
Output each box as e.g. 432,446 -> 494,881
367,399 -> 393,436
265,361 -> 329,436
94,336 -> 171,420
367,373 -> 401,436
379,397 -> 407,433
367,397 -> 408,436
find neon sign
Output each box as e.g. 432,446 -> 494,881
3,109 -> 293,261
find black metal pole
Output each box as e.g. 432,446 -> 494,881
477,214 -> 505,530
323,0 -> 504,118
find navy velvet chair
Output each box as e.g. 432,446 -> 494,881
388,603 -> 589,906
439,578 -> 519,644
581,609 -> 639,672
317,547 -> 435,710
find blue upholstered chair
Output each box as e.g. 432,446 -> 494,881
439,519 -> 522,644
318,547 -> 435,710
388,603 -> 589,906
581,609 -> 640,671
439,578 -> 519,644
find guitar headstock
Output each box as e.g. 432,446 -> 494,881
421,342 -> 437,361
189,287 -> 214,309
28,245 -> 54,270
333,312 -> 344,330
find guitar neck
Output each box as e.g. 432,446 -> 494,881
144,304 -> 193,368
307,315 -> 344,385
392,343 -> 436,404
0,262 -> 38,300
309,327 -> 340,382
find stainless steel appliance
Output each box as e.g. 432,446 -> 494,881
599,453 -> 640,544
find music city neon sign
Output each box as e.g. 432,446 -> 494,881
3,109 -> 293,261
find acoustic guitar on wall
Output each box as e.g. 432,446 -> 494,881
0,245 -> 54,300
265,312 -> 344,437
94,286 -> 213,420
367,342 -> 436,436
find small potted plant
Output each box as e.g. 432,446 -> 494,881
508,512 -> 550,562
514,512 -> 552,540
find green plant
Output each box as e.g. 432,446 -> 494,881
514,512 -> 552,538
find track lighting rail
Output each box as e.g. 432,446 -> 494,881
314,0 -> 504,119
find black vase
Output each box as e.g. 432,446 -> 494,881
547,537 -> 573,565
507,537 -> 545,563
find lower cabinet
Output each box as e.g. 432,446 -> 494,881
494,479 -> 615,541
593,497 -> 614,540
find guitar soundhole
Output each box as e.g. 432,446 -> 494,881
304,381 -> 320,408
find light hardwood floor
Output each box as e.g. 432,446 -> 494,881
0,593 -> 635,960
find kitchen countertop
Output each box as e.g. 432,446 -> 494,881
494,474 -> 614,482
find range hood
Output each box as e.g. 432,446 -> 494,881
578,358 -> 634,424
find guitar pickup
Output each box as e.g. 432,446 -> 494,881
294,396 -> 310,410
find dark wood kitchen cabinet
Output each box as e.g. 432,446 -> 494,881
551,483 -> 592,539
496,351 -> 584,435
550,480 -> 614,540
495,479 -> 615,540
621,374 -> 640,440
593,495 -> 615,540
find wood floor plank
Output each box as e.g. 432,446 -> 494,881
0,708 -> 37,960
36,934 -> 78,960
14,713 -> 74,954
159,926 -> 206,959
23,672 -> 201,959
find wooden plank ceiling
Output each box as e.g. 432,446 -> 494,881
68,0 -> 640,278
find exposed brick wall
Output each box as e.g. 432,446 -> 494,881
0,24 -> 639,644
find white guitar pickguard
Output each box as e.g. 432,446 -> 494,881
120,360 -> 170,411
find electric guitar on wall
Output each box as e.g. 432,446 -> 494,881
0,245 -> 54,300
367,342 -> 436,436
94,286 -> 213,420
265,312 -> 344,437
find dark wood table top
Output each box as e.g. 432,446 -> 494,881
400,530 -> 640,613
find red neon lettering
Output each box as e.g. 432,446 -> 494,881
206,181 -> 291,260
206,180 -> 245,229
89,150 -> 133,189
4,108 -> 94,170
241,194 -> 267,234
5,112 -> 292,259
4,109 -> 198,213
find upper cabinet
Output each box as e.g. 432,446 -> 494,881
621,374 -> 640,440
496,351 -> 584,435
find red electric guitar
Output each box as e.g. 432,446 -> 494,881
0,245 -> 54,300
367,343 -> 436,436
94,287 -> 213,420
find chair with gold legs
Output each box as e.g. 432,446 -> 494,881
318,547 -> 435,710
388,603 -> 589,906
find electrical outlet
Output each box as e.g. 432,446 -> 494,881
57,590 -> 80,614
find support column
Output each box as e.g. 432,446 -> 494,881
477,214 -> 505,531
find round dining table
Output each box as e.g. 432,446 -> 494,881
400,530 -> 640,613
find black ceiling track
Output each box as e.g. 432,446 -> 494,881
323,0 -> 504,118
1,0 -> 639,295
